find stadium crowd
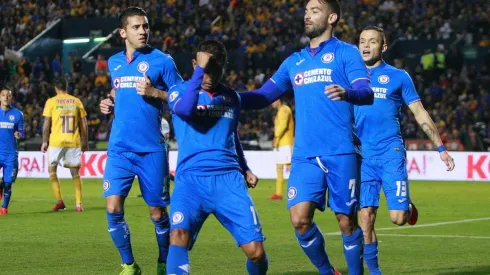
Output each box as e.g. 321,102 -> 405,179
0,0 -> 489,151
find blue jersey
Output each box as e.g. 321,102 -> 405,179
168,83 -> 242,175
355,62 -> 420,159
0,107 -> 24,155
270,37 -> 369,157
108,46 -> 183,152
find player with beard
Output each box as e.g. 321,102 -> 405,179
238,0 -> 374,274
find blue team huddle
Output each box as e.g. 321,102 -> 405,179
1,1 -> 456,275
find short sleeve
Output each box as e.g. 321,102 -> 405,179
400,71 -> 420,105
342,44 -> 370,85
42,99 -> 52,117
161,56 -> 184,89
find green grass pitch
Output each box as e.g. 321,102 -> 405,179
2,179 -> 490,274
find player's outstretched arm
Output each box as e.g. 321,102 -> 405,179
240,59 -> 292,110
239,80 -> 286,110
324,79 -> 374,105
41,117 -> 51,152
409,101 -> 455,171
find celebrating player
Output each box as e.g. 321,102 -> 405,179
239,0 -> 374,273
268,98 -> 294,200
166,40 -> 268,275
355,26 -> 456,275
0,87 -> 24,215
99,6 -> 183,275
41,77 -> 88,212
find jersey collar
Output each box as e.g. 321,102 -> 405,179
367,60 -> 387,75
306,37 -> 337,57
124,45 -> 152,63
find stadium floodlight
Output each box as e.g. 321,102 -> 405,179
63,38 -> 90,44
93,37 -> 107,42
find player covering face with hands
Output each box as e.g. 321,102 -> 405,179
165,40 -> 267,275
355,26 -> 455,275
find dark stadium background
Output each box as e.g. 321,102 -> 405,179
0,0 -> 488,151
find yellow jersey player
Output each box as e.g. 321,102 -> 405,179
269,98 -> 294,200
41,77 -> 88,212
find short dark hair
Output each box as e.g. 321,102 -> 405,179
0,85 -> 11,93
307,0 -> 342,26
53,76 -> 67,91
362,26 -> 386,45
119,7 -> 147,29
196,40 -> 228,69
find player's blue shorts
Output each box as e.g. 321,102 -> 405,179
360,158 -> 410,211
0,153 -> 18,184
103,150 -> 169,208
287,154 -> 360,215
170,170 -> 265,248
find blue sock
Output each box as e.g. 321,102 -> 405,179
2,183 -> 12,209
151,214 -> 170,263
342,227 -> 364,275
295,223 -> 333,275
246,254 -> 268,275
167,245 -> 190,275
364,241 -> 381,275
107,211 -> 134,264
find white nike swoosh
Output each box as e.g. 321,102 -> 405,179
156,229 -> 169,235
108,228 -> 117,232
300,237 -> 317,248
398,198 -> 407,203
296,59 -> 305,66
344,245 -> 357,250
346,199 -> 357,206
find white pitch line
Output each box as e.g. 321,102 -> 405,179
375,233 -> 490,240
324,217 -> 490,236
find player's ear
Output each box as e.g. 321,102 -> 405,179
327,13 -> 338,26
119,28 -> 126,39
192,59 -> 197,69
382,43 -> 388,53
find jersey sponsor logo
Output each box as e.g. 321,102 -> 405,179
287,187 -> 297,200
372,87 -> 388,99
321,52 -> 334,63
103,180 -> 110,191
9,115 -> 15,121
169,91 -> 179,102
0,122 -> 14,129
378,75 -> 390,84
137,61 -> 150,73
172,211 -> 184,224
113,78 -> 120,89
195,104 -> 235,119
113,76 -> 146,89
294,68 -> 333,86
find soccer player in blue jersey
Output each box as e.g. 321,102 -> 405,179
356,26 -> 455,275
99,7 -> 183,275
239,1 -> 374,274
166,40 -> 268,275
0,86 -> 24,216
